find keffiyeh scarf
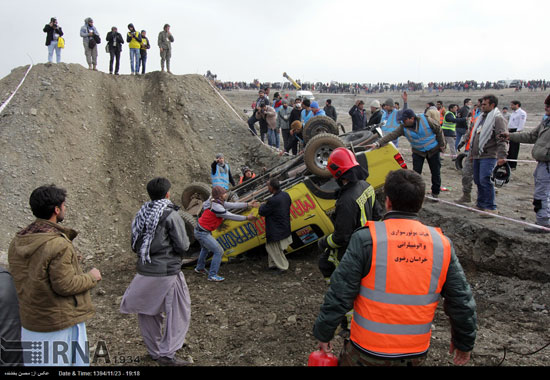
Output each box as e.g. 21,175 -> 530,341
131,198 -> 172,264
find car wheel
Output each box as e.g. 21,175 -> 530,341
303,116 -> 339,144
178,209 -> 198,245
181,182 -> 211,209
339,130 -> 373,146
304,133 -> 345,178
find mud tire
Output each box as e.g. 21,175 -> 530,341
303,116 -> 339,144
304,133 -> 345,178
181,182 -> 211,209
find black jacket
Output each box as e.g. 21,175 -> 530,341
258,190 -> 292,243
367,109 -> 383,127
43,24 -> 64,46
313,211 -> 477,354
456,106 -> 471,131
133,205 -> 190,277
106,31 -> 125,52
0,267 -> 23,366
324,105 -> 338,121
321,180 -> 382,251
349,105 -> 367,131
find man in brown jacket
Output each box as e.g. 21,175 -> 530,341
8,185 -> 101,366
469,94 -> 508,214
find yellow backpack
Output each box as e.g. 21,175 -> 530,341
57,36 -> 65,49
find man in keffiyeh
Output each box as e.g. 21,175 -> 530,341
121,177 -> 192,366
468,94 -> 508,214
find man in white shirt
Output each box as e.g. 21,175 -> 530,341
507,100 -> 527,169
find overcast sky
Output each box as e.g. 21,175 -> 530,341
1,0 -> 548,84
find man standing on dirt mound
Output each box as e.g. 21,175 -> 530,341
158,24 -> 174,73
121,177 -> 192,366
313,169 -> 477,366
499,94 -> 550,234
317,147 -> 382,282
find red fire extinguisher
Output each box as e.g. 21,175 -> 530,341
308,350 -> 338,366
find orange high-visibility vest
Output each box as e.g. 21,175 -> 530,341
350,219 -> 452,355
239,173 -> 256,184
439,108 -> 446,125
466,109 -> 481,151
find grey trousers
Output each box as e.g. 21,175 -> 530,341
160,49 -> 171,71
83,41 -> 98,66
533,162 -> 550,225
462,152 -> 474,195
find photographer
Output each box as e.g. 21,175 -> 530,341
43,17 -> 64,64
80,17 -> 100,70
106,27 -> 124,75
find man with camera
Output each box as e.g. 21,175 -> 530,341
43,17 -> 64,64
80,17 -> 100,70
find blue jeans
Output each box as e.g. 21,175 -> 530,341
194,227 -> 224,277
129,48 -> 140,73
48,41 -> 61,63
267,129 -> 280,149
473,158 -> 497,210
455,128 -> 466,151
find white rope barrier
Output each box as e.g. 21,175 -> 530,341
0,63 -> 33,115
425,194 -> 550,233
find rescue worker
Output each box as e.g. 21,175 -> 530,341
313,169 -> 477,366
317,147 -> 382,281
367,109 -> 445,199
211,153 -> 235,190
239,166 -> 256,184
442,104 -> 468,160
380,92 -> 409,148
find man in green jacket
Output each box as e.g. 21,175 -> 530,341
499,94 -> 550,233
313,170 -> 477,366
8,185 -> 101,366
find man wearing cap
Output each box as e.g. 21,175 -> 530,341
79,17 -> 99,70
349,100 -> 367,131
499,94 -> 550,233
310,101 -> 326,117
211,153 -> 235,190
248,89 -> 269,136
367,100 -> 383,128
367,109 -> 445,198
381,92 -> 409,148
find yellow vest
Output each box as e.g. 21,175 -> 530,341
128,32 -> 141,49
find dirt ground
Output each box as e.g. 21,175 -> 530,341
0,65 -> 549,367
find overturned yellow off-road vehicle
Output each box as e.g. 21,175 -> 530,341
178,117 -> 407,266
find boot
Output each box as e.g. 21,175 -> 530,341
88,64 -> 93,70
93,64 -> 97,71
456,193 -> 471,204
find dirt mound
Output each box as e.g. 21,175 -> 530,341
0,63 -> 282,262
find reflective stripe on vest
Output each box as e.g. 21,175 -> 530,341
326,184 -> 376,249
381,110 -> 400,134
403,114 -> 439,152
441,111 -> 456,131
211,164 -> 230,190
350,219 -> 452,355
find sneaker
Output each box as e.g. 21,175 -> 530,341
194,267 -> 208,275
208,275 -> 225,282
524,225 -> 550,234
478,208 -> 498,218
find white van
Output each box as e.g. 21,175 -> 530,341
296,90 -> 315,101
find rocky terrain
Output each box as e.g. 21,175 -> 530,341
0,64 -> 548,367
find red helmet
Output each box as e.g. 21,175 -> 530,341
327,147 -> 359,179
